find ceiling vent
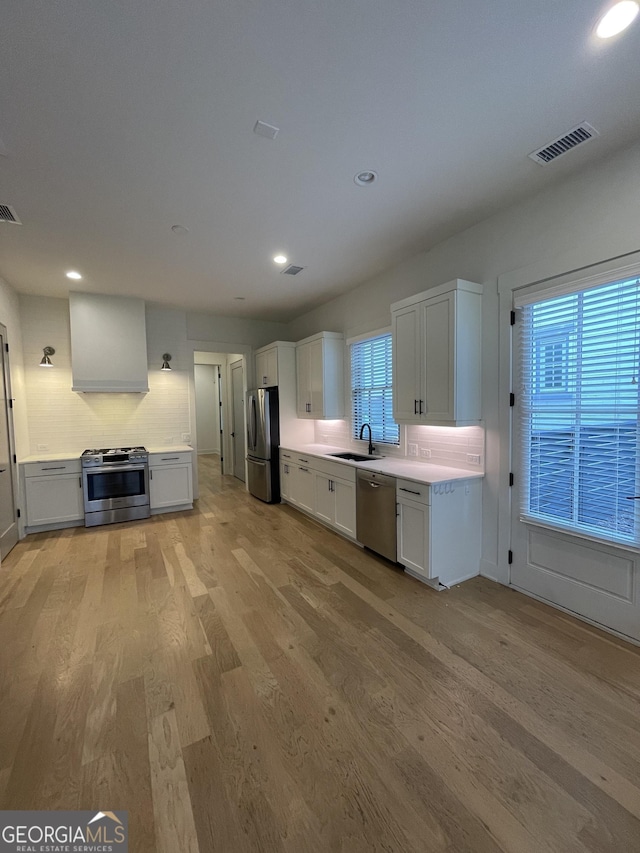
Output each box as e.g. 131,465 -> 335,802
0,204 -> 22,224
528,122 -> 598,166
281,264 -> 305,276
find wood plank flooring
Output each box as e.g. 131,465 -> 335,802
1,453 -> 640,852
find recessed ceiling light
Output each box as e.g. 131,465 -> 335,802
596,1 -> 639,37
273,254 -> 287,264
354,170 -> 378,187
66,270 -> 82,280
171,224 -> 189,235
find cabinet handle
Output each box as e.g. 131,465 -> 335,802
79,477 -> 82,487
414,399 -> 418,414
282,453 -> 291,459
42,466 -> 66,470
419,400 -> 424,414
263,375 -> 268,385
299,458 -> 309,463
150,470 -> 153,480
400,487 -> 421,495
299,467 -> 309,472
0,468 -> 6,473
161,456 -> 180,461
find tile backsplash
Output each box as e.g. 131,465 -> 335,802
314,419 -> 485,471
20,295 -> 191,455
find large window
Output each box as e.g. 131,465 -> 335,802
518,274 -> 640,545
351,333 -> 400,445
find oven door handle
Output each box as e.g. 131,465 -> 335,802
85,463 -> 148,474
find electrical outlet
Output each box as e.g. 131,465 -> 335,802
420,448 -> 431,458
181,433 -> 191,443
408,443 -> 418,457
467,453 -> 481,465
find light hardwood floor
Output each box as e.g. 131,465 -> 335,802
1,453 -> 640,852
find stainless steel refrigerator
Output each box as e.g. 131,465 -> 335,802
246,387 -> 280,503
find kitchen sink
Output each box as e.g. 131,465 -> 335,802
328,452 -> 381,462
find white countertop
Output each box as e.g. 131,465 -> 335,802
280,443 -> 484,485
20,445 -> 193,464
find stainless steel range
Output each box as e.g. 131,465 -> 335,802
81,446 -> 150,527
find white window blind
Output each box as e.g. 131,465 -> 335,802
518,274 -> 640,546
351,333 -> 400,445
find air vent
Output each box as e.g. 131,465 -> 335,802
529,123 -> 598,166
281,265 -> 305,276
0,204 -> 22,224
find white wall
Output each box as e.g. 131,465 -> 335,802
286,140 -> 640,582
0,277 -> 28,459
194,364 -> 220,453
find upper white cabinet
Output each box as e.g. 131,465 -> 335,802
391,279 -> 482,426
296,332 -> 344,419
254,341 -> 295,388
69,292 -> 149,392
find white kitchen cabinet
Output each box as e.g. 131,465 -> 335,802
24,462 -> 84,530
296,332 -> 344,419
293,463 -> 315,514
391,279 -> 482,426
254,341 -> 295,388
397,477 -> 482,588
149,451 -> 193,511
280,449 -> 356,539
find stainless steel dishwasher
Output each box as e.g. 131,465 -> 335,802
356,469 -> 397,562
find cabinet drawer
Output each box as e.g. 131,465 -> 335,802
396,479 -> 430,505
23,459 -> 81,477
280,449 -> 295,463
149,451 -> 192,467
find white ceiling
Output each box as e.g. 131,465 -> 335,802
1,1 -> 639,322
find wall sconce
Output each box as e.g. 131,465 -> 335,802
161,353 -> 172,371
40,346 -> 55,367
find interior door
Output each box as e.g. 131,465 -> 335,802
230,360 -> 245,482
510,299 -> 640,642
0,325 -> 18,560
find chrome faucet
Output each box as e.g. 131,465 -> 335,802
359,422 -> 375,456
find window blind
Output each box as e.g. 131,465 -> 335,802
518,274 -> 640,546
351,333 -> 399,445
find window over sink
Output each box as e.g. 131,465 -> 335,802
350,332 -> 400,446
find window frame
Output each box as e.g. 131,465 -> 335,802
348,327 -> 403,453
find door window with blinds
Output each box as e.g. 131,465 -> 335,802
516,272 -> 640,546
351,333 -> 400,445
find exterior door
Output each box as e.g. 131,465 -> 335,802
510,281 -> 640,643
230,360 -> 245,482
0,325 -> 18,560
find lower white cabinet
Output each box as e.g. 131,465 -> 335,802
280,449 -> 356,539
149,451 -> 193,511
397,477 -> 481,588
22,459 -> 84,530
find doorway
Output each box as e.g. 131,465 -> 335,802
230,359 -> 245,482
0,323 -> 18,560
509,268 -> 640,643
193,351 -> 245,481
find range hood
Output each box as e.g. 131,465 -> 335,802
69,292 -> 149,392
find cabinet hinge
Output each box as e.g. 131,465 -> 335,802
509,472 -> 514,487
508,549 -> 513,564
8,398 -> 13,409
510,310 -> 516,326
13,454 -> 16,463
16,508 -> 21,519
4,342 -> 8,352
509,392 -> 515,407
